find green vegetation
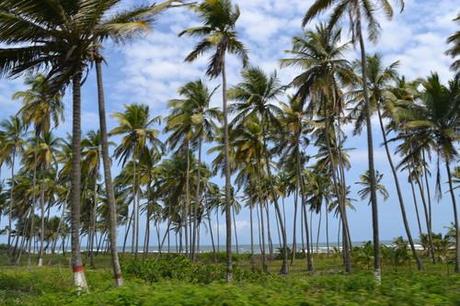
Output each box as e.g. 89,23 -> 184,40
0,253 -> 459,306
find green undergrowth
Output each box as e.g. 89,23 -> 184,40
0,255 -> 459,305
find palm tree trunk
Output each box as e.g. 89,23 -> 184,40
89,179 -> 97,268
8,148 -> 16,249
70,71 -> 88,291
38,182 -> 45,267
325,203 -> 329,254
185,142 -> 190,257
262,133 -> 288,274
357,25 -> 380,282
415,175 -> 436,263
232,205 -> 239,255
445,160 -> 459,272
291,188 -> 298,265
297,153 -> 313,271
377,107 -> 422,270
316,207 -> 322,253
96,55 -> 124,286
222,61 -> 233,282
207,207 -> 217,262
249,204 -> 255,270
259,202 -> 267,272
323,119 -> 351,272
409,178 -> 423,237
422,152 -> 432,229
123,211 -> 133,254
264,204 -> 273,259
192,138 -> 203,261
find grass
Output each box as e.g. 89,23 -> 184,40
0,252 -> 459,305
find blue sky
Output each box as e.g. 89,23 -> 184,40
0,0 -> 458,247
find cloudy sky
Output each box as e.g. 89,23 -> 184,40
0,0 -> 458,247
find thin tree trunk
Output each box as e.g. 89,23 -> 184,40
316,206 -> 322,253
192,139 -> 202,261
232,205 -> 239,255
415,175 -> 436,263
38,182 -> 45,266
259,202 -> 267,272
185,143 -> 190,257
291,188 -> 298,265
123,211 -> 133,254
265,204 -> 273,259
325,204 -> 329,254
222,61 -> 233,282
70,72 -> 88,291
357,24 -> 380,283
445,160 -> 459,273
422,151 -> 432,229
297,153 -> 313,271
249,204 -> 255,270
377,106 -> 422,270
262,133 -> 288,274
207,207 -> 217,262
409,178 -> 423,237
8,149 -> 16,249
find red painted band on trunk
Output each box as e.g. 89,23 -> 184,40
73,265 -> 84,273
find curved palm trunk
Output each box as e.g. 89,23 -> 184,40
222,61 -> 233,282
409,178 -> 423,237
70,72 -> 88,291
377,107 -> 422,270
445,160 -> 459,273
249,204 -> 255,270
264,204 -> 273,259
422,152 -> 432,229
357,24 -> 380,282
96,59 -> 123,286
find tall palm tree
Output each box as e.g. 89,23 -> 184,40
403,74 -> 460,272
303,0 -> 405,281
166,80 -> 220,259
348,54 -> 423,270
446,14 -> 460,78
0,116 -> 25,249
275,97 -> 311,266
111,103 -> 163,256
180,0 -> 248,281
281,24 -> 354,272
92,0 -> 183,286
229,66 -> 289,274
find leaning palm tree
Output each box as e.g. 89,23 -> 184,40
92,0 -> 184,286
403,74 -> 460,272
348,54 -> 423,270
303,0 -> 405,281
446,14 -> 460,78
180,0 -> 248,281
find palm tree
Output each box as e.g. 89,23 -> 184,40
0,116 -> 25,249
356,171 -> 389,203
281,24 -> 354,272
180,0 -> 248,281
348,54 -> 423,270
303,0 -> 405,281
81,130 -> 103,267
229,66 -> 289,274
166,80 -> 220,259
111,103 -> 163,256
92,0 -> 183,286
446,14 -> 460,78
275,97 -> 311,265
403,74 -> 460,272
0,0 -> 184,289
